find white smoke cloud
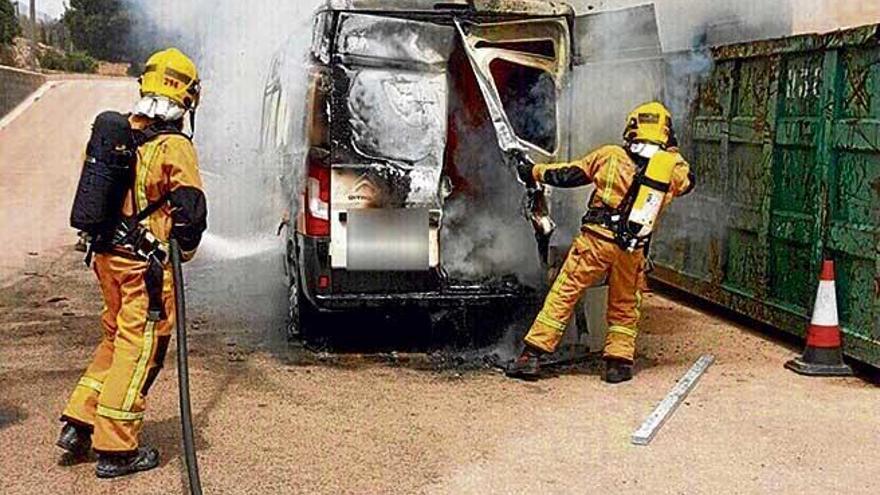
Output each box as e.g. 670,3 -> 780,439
124,0 -> 324,328
127,0 -> 324,235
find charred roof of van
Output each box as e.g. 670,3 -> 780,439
322,0 -> 574,17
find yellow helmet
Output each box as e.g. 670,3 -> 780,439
139,48 -> 201,111
623,101 -> 673,147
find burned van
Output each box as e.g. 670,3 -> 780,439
264,1 -> 664,337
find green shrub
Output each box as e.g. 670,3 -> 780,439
65,51 -> 97,73
39,50 -> 97,73
127,61 -> 143,77
38,50 -> 66,70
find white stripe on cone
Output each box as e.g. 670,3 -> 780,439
811,280 -> 839,327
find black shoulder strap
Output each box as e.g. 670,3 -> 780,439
616,159 -> 649,215
134,120 -> 189,147
133,191 -> 171,223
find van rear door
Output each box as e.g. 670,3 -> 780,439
327,13 -> 456,272
454,16 -> 572,261
454,17 -> 571,159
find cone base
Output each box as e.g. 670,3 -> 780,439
785,357 -> 853,377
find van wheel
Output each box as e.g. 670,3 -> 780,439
286,273 -> 315,341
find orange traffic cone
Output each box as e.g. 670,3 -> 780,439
785,260 -> 853,376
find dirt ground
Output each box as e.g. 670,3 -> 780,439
0,246 -> 877,495
1,80 -> 878,495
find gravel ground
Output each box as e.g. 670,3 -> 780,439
0,248 -> 877,495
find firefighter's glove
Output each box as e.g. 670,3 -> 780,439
508,149 -> 536,188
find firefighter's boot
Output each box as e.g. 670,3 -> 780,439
56,422 -> 92,457
602,358 -> 634,384
96,446 -> 160,479
505,347 -> 543,380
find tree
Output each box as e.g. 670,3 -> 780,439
62,0 -> 133,62
0,0 -> 20,44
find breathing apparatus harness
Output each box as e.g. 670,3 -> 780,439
581,147 -> 675,253
113,120 -> 189,255
72,114 -> 187,265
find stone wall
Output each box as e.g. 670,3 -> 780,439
0,65 -> 46,118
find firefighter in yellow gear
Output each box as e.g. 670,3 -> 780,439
57,48 -> 207,478
506,102 -> 695,383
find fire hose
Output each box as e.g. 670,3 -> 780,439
170,239 -> 203,495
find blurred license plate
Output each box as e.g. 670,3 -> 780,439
346,208 -> 429,271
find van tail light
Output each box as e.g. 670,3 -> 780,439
305,163 -> 330,237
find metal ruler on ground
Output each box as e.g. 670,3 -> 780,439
631,354 -> 715,446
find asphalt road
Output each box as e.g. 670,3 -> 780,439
0,79 -> 877,495
0,78 -> 138,285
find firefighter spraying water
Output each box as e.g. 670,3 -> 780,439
58,48 -> 207,483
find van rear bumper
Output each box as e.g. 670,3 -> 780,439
296,233 -> 532,311
312,283 -> 528,311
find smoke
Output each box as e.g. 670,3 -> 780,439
441,185 -> 544,286
124,0 -> 324,331
439,53 -> 554,285
571,0 -> 797,51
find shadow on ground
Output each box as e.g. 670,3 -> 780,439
0,404 -> 27,430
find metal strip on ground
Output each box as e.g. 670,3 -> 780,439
631,354 -> 715,446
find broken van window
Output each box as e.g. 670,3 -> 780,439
475,40 -> 556,59
489,60 -> 557,153
454,18 -> 569,156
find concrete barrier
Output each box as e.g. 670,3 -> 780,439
0,65 -> 46,118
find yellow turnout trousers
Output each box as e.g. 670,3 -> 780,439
62,253 -> 174,454
525,230 -> 644,362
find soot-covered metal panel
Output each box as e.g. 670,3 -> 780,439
347,69 -> 448,177
333,14 -> 451,207
336,13 -> 456,68
325,0 -> 572,17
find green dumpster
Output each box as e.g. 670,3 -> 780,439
652,24 -> 880,367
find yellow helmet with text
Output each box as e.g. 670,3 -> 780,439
623,101 -> 673,147
139,48 -> 201,111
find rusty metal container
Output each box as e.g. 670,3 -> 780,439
652,25 -> 880,367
